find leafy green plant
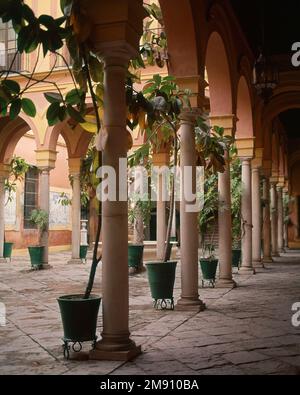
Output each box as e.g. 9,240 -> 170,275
198,172 -> 219,259
128,194 -> 152,245
30,209 -> 49,246
4,156 -> 30,204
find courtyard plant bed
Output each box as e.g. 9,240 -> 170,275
3,242 -> 14,261
28,209 -> 48,270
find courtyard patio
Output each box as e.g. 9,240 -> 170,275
0,251 -> 300,375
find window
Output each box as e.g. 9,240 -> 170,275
23,167 -> 39,229
0,21 -> 21,71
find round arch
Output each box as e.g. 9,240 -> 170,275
236,76 -> 254,138
205,31 -> 233,115
0,116 -> 40,163
159,0 -> 200,77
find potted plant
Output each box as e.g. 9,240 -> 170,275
198,172 -> 219,287
128,194 -> 151,274
199,244 -> 219,288
231,156 -> 242,268
28,209 -> 49,270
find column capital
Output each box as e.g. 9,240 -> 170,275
176,75 -> 208,109
68,158 -> 82,176
252,148 -> 264,169
152,152 -> 170,166
87,0 -> 145,60
0,163 -> 10,180
209,114 -> 237,137
36,150 -> 57,170
277,176 -> 286,188
179,109 -> 200,126
236,137 -> 255,159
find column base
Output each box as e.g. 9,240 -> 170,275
253,261 -> 265,269
41,264 -> 52,270
176,297 -> 206,312
262,257 -> 273,264
215,279 -> 237,289
90,335 -> 141,362
68,259 -> 84,265
0,258 -> 7,263
272,253 -> 280,258
239,266 -> 256,275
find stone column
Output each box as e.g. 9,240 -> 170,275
36,150 -> 56,269
0,167 -> 8,263
177,112 -> 205,311
68,159 -> 82,265
90,49 -> 141,361
252,166 -> 263,268
152,153 -> 168,261
38,167 -> 52,268
277,186 -> 284,253
270,181 -> 279,257
262,177 -> 273,263
283,189 -> 289,250
210,115 -> 236,289
239,159 -> 255,274
216,150 -> 237,288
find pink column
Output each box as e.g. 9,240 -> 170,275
216,150 -> 236,288
90,49 -> 140,361
262,177 -> 273,263
177,113 -> 205,311
38,167 -> 52,269
270,182 -> 279,257
252,167 -> 263,268
68,172 -> 82,264
239,159 -> 255,275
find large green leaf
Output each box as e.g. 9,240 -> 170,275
66,105 -> 85,123
2,80 -> 20,94
65,89 -> 83,105
21,98 -> 36,117
46,102 -> 61,125
10,99 -> 22,120
44,92 -> 62,104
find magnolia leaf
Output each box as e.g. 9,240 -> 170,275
21,98 -> 36,117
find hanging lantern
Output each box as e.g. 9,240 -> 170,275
253,53 -> 279,102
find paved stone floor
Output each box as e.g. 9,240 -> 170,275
0,250 -> 300,375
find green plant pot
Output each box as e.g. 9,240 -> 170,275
128,245 -> 144,269
146,261 -> 177,301
57,294 -> 101,343
80,245 -> 89,261
28,246 -> 44,269
3,242 -> 13,259
199,259 -> 219,281
232,249 -> 242,268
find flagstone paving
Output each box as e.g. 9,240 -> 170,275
0,250 -> 300,375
